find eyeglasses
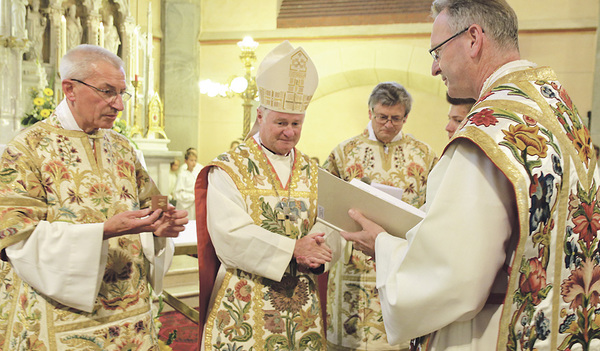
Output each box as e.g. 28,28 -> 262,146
429,26 -> 470,61
71,79 -> 132,104
372,113 -> 406,125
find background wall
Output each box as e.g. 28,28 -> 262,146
161,0 -> 599,165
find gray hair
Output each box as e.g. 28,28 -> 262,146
368,82 -> 412,116
59,44 -> 124,81
431,0 -> 519,52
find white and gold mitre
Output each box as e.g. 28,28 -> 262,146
256,40 -> 318,114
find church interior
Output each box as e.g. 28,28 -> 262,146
0,0 -> 599,348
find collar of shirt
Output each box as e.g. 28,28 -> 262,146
480,60 -> 537,99
366,120 -> 403,143
253,133 -> 294,187
55,98 -> 84,132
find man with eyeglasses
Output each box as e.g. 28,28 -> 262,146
0,44 -> 188,349
341,0 -> 600,350
322,82 -> 437,351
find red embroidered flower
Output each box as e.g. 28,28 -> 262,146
406,162 -> 425,178
215,310 -> 231,330
234,279 -> 252,302
116,159 -> 135,179
561,258 -> 600,310
345,163 -> 364,179
551,82 -> 574,110
263,310 -> 285,334
572,202 -> 600,248
43,159 -> 71,181
470,108 -> 499,127
89,183 -> 113,204
519,258 -> 547,305
523,115 -> 537,126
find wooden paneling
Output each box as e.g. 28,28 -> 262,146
278,0 -> 432,27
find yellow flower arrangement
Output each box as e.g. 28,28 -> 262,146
22,86 -> 57,127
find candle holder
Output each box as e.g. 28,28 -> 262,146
198,36 -> 259,139
130,78 -> 143,138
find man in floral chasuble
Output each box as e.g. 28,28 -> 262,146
323,82 -> 437,351
341,1 -> 600,350
0,45 -> 188,350
195,41 -> 334,350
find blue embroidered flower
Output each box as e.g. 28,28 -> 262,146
564,238 -> 579,269
535,311 -> 551,340
559,313 -> 576,333
529,172 -> 555,233
540,85 -> 556,99
552,154 -> 563,176
521,314 -> 529,326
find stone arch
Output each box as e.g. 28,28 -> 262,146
310,42 -> 446,101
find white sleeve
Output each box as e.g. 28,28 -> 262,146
141,233 -> 174,295
374,141 -> 517,345
5,221 -> 107,313
206,167 -> 296,281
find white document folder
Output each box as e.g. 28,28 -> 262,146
317,168 -> 425,239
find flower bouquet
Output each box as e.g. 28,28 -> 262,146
21,87 -> 56,127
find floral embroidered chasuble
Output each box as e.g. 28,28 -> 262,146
413,66 -> 599,350
203,140 -> 325,350
323,133 -> 437,350
0,114 -> 161,350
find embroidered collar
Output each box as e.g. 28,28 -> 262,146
479,60 -> 537,99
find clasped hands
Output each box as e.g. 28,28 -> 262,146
293,232 -> 332,270
293,209 -> 384,269
103,205 -> 189,240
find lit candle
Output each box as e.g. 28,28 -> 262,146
99,22 -> 104,47
133,28 -> 139,75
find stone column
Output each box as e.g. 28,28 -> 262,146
47,0 -> 64,78
0,0 -> 29,145
162,0 -> 201,153
591,5 -> 600,144
122,16 -> 138,127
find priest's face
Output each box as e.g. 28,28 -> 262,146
368,103 -> 407,144
257,107 -> 305,155
64,60 -> 127,134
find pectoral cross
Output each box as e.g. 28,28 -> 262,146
277,204 -> 298,235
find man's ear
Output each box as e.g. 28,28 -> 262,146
62,80 -> 76,101
256,107 -> 265,123
467,24 -> 485,59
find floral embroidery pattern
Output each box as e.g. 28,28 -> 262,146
470,108 -> 499,127
324,130 -> 436,349
207,140 -> 323,350
473,80 -> 600,350
0,123 -> 158,348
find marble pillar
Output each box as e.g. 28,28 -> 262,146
162,0 -> 201,154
